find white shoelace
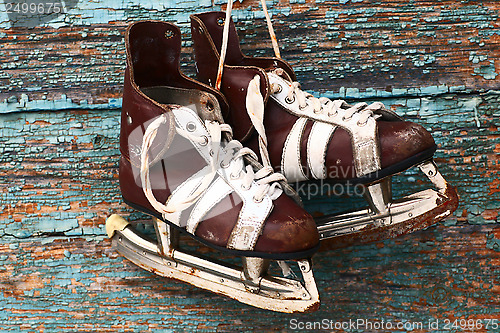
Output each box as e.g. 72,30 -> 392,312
243,72 -> 384,173
269,69 -> 384,125
216,0 -> 279,91
140,113 -> 285,216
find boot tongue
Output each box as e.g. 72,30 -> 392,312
142,86 -> 225,124
196,91 -> 226,124
265,71 -> 294,94
266,67 -> 292,82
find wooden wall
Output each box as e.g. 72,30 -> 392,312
1,0 -> 499,331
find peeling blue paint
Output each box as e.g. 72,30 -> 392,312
0,94 -> 122,114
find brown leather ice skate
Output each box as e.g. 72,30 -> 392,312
190,7 -> 458,249
105,21 -> 320,313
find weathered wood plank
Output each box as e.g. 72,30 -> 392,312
1,0 -> 499,329
1,0 -> 499,110
0,224 -> 498,331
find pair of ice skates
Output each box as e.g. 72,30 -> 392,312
106,5 -> 458,313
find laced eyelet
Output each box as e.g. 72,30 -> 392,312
313,108 -> 322,114
328,111 -> 338,117
253,196 -> 263,203
342,116 -> 351,122
220,161 -> 230,168
206,101 -> 214,112
230,171 -> 240,179
275,84 -> 282,94
299,104 -> 308,111
200,136 -> 208,146
241,184 -> 250,191
285,95 -> 295,104
186,122 -> 196,132
209,149 -> 215,157
357,120 -> 368,127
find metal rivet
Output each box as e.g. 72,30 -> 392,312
198,26 -> 204,34
409,213 -> 413,217
164,30 -> 174,39
253,196 -> 263,203
118,236 -> 122,242
220,278 -> 224,283
276,293 -> 280,297
127,114 -> 133,124
217,17 -> 225,26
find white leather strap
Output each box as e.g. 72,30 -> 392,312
350,117 -> 379,176
172,107 -> 274,251
160,164 -> 210,226
139,105 -> 283,252
281,117 -> 308,182
221,160 -> 274,251
186,175 -> 234,234
307,122 -> 336,179
269,73 -> 381,177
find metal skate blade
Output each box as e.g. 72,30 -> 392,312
105,214 -> 319,313
316,177 -> 458,249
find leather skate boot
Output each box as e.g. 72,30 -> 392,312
105,21 -> 320,312
190,8 -> 458,249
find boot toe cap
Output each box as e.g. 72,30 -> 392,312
253,195 -> 320,255
378,121 -> 436,168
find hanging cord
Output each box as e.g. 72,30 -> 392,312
216,0 -> 282,90
260,0 -> 281,59
215,0 -> 234,90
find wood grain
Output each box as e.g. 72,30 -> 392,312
1,0 -> 499,108
1,94 -> 497,235
1,0 -> 499,330
0,225 -> 498,331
